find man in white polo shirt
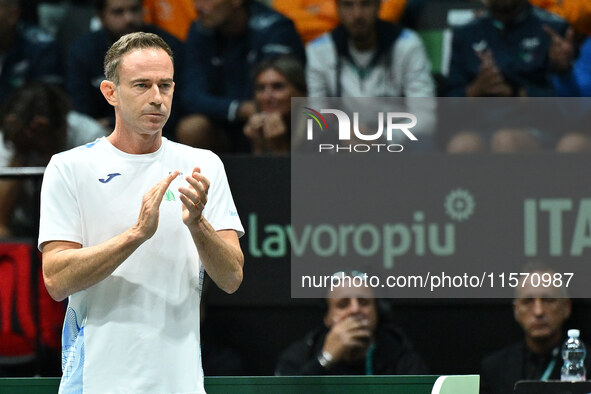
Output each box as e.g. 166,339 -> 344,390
38,32 -> 244,393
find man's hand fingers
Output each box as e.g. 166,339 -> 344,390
182,175 -> 208,206
565,27 -> 575,43
191,167 -> 211,194
543,24 -> 559,41
475,49 -> 494,63
148,171 -> 179,204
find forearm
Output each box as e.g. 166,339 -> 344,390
189,218 -> 243,294
42,227 -> 147,301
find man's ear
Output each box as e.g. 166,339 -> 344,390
100,80 -> 118,107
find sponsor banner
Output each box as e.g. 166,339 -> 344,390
291,97 -> 591,298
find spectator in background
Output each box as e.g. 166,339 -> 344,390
0,82 -> 106,237
529,0 -> 591,36
243,55 -> 306,155
445,0 -> 577,153
554,35 -> 591,97
177,0 -> 305,153
480,262 -> 581,394
0,0 -> 62,107
272,0 -> 408,43
275,271 -> 428,375
66,0 -> 183,139
446,0 -> 573,98
143,0 -> 197,41
550,32 -> 591,152
305,0 -> 436,149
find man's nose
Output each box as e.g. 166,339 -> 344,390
150,85 -> 163,105
351,4 -> 364,18
123,9 -> 138,24
532,298 -> 545,315
349,298 -> 361,313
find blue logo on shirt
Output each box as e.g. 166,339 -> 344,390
98,173 -> 121,183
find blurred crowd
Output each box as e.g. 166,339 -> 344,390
0,0 -> 589,162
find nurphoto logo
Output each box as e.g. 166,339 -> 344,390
303,107 -> 418,153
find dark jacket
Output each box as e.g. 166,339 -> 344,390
180,1 -> 305,122
480,340 -> 591,394
446,4 -> 568,97
275,324 -> 429,376
0,24 -> 62,105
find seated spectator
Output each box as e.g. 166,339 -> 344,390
480,262 -> 585,394
177,0 -> 305,153
243,55 -> 306,155
275,271 -> 428,375
305,0 -> 436,150
272,0 -> 408,43
554,35 -> 591,97
555,132 -> 591,152
445,0 -> 576,153
0,82 -> 106,237
0,0 -> 62,107
143,0 -> 197,41
66,0 -> 183,139
529,0 -> 591,35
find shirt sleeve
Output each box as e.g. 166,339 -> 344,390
38,154 -> 83,250
203,152 -> 244,237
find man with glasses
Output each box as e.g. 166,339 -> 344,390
275,271 -> 427,375
480,263 -> 576,394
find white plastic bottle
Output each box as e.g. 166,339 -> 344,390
561,329 -> 586,382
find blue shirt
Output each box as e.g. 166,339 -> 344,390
554,36 -> 591,97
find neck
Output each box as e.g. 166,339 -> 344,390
491,2 -> 527,25
526,333 -> 561,355
107,125 -> 162,154
350,32 -> 377,52
220,6 -> 248,36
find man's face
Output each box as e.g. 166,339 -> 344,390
337,0 -> 380,42
324,284 -> 378,334
195,0 -> 237,30
0,1 -> 19,38
114,48 -> 174,136
100,0 -> 143,39
486,0 -> 527,17
513,272 -> 571,346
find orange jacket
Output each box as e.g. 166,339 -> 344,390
529,0 -> 591,35
143,0 -> 198,41
273,0 -> 407,43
